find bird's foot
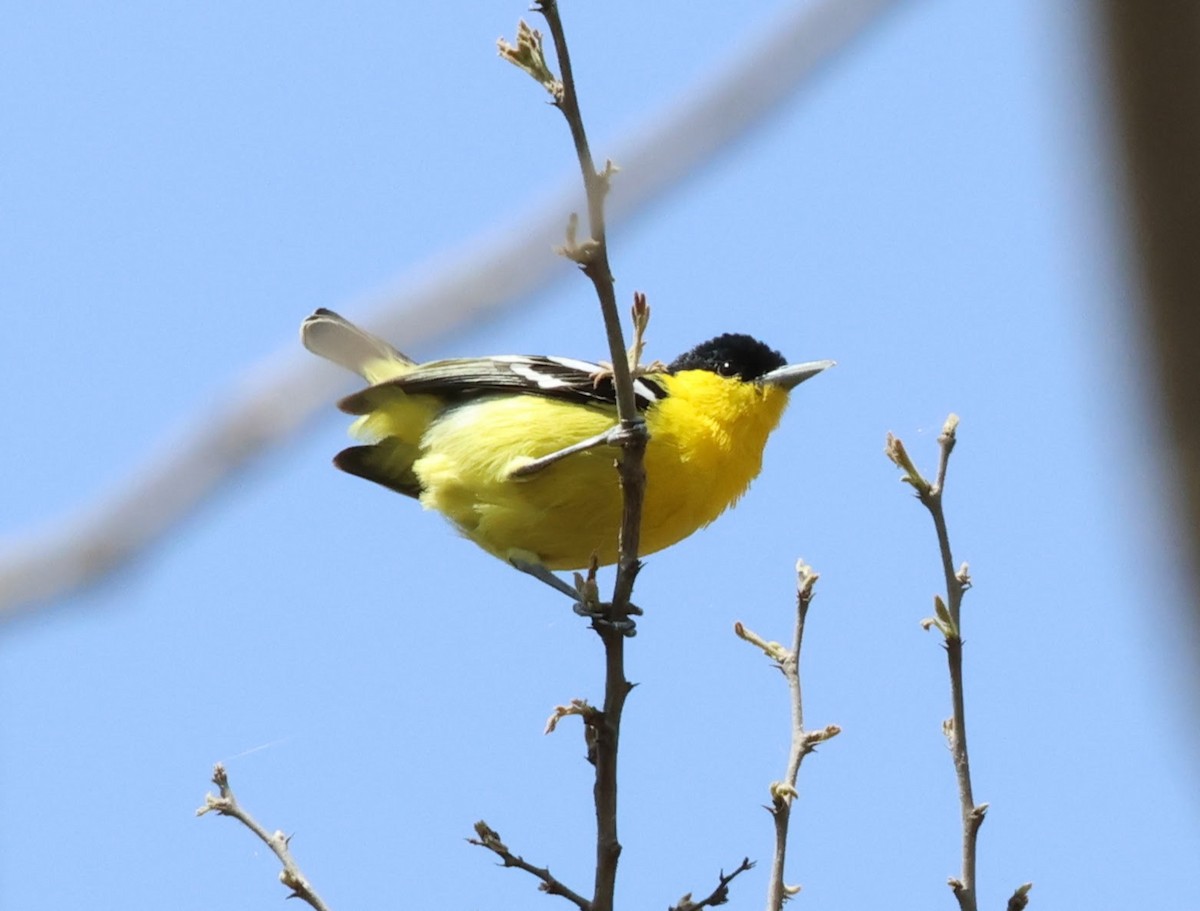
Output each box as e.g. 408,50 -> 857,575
509,556 -> 640,636
572,597 -> 640,637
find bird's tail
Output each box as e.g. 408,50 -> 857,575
301,308 -> 415,384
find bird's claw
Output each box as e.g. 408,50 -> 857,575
572,599 -> 640,636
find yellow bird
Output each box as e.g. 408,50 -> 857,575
302,308 -> 831,596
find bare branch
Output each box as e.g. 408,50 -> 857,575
888,416 -> 1014,911
517,7 -> 641,910
737,561 -> 840,911
669,858 -> 755,911
196,764 -> 331,911
469,821 -> 592,910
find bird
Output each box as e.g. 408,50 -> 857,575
302,308 -> 832,598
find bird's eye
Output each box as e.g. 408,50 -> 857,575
718,361 -> 737,377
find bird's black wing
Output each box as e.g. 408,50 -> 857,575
338,355 -> 667,415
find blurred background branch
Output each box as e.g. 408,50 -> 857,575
1098,3 -> 1200,650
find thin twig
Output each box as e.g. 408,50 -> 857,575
538,4 -> 638,907
738,563 -> 840,910
196,763 -> 331,911
669,857 -> 756,911
469,821 -> 592,910
770,563 -> 815,910
885,416 -> 999,911
534,0 -> 646,606
503,5 -> 642,910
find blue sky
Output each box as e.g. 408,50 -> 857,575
3,2 -> 1198,908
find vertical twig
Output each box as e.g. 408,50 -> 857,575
534,0 -> 646,617
735,563 -> 840,911
925,422 -> 983,909
769,564 -> 814,909
886,416 -> 993,911
535,7 -> 636,907
501,7 -> 646,910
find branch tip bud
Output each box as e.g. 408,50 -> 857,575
885,432 -> 930,494
497,20 -> 563,100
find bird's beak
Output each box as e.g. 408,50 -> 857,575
760,359 -> 836,391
